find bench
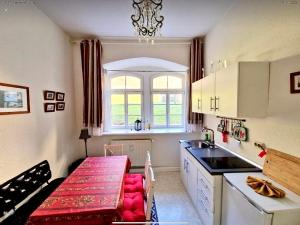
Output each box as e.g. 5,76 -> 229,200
0,160 -> 65,225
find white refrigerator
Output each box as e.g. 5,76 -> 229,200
222,173 -> 300,225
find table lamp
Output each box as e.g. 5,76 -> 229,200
79,129 -> 91,157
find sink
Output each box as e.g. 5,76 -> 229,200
185,140 -> 214,149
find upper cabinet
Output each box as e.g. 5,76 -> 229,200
192,62 -> 270,118
192,80 -> 202,113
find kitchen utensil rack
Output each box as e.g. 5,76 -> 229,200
216,116 -> 246,122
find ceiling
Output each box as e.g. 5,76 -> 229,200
33,0 -> 237,39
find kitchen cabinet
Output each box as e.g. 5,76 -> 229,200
192,80 -> 202,113
192,61 -> 270,118
180,143 -> 222,225
201,74 -> 215,115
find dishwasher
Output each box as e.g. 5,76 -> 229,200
221,173 -> 300,225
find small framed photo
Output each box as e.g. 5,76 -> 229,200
56,102 -> 65,111
44,103 -> 55,112
0,82 -> 30,115
44,90 -> 55,100
290,71 -> 300,94
56,92 -> 65,101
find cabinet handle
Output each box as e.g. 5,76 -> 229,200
215,97 -> 220,111
186,161 -> 189,173
183,159 -> 186,171
210,97 -> 214,111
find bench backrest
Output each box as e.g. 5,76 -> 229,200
0,160 -> 52,216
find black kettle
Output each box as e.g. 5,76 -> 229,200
134,119 -> 142,131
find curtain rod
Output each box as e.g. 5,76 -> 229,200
105,69 -> 187,73
70,40 -> 191,45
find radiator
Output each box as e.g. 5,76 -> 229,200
111,139 -> 152,166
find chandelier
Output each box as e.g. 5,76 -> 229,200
131,0 -> 164,43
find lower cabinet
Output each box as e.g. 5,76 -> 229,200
180,145 -> 222,225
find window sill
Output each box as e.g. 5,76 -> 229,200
101,128 -> 190,136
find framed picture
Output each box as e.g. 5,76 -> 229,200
44,90 -> 55,100
44,103 -> 55,112
0,82 -> 30,115
56,92 -> 65,101
56,102 -> 65,111
290,71 -> 300,94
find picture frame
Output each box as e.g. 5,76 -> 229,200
44,103 -> 55,112
0,82 -> 30,115
43,90 -> 55,100
56,92 -> 65,101
56,102 -> 65,111
290,71 -> 300,94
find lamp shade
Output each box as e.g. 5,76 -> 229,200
79,129 -> 91,140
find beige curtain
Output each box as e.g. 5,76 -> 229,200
188,37 -> 204,124
80,39 -> 103,129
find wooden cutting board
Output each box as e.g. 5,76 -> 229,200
263,148 -> 300,195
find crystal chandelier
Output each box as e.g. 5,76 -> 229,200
131,0 -> 164,43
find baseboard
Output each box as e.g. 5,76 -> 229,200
129,166 -> 180,173
153,167 -> 180,172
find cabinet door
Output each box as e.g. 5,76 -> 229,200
192,80 -> 202,113
180,146 -> 188,189
215,64 -> 239,117
187,158 -> 198,206
201,74 -> 215,115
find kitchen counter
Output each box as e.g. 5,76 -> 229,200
180,140 -> 261,175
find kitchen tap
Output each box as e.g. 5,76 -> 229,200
202,127 -> 215,147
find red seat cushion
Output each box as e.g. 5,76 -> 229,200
124,174 -> 144,194
121,192 -> 146,222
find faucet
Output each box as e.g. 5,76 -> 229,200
202,127 -> 215,147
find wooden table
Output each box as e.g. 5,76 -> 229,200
27,156 -> 129,225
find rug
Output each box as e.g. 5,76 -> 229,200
151,196 -> 159,224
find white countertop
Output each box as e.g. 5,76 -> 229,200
224,172 -> 300,213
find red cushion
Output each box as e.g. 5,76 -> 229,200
124,173 -> 144,194
121,192 -> 146,222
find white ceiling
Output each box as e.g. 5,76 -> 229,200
33,0 -> 237,39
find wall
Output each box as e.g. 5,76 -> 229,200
0,2 -> 78,183
73,40 -> 200,168
204,0 -> 300,166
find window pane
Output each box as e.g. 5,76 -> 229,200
112,115 -> 125,126
168,76 -> 182,89
170,94 -> 182,104
111,76 -> 125,89
170,115 -> 182,125
153,105 -> 166,115
112,105 -> 125,114
153,116 -> 166,126
128,94 -> 141,104
153,76 -> 167,89
128,105 -> 141,115
111,94 -> 124,104
126,76 -> 141,89
153,94 -> 166,104
128,116 -> 141,125
170,105 -> 182,114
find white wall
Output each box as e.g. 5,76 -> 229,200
72,40 -> 200,168
0,2 -> 78,183
204,0 -> 300,166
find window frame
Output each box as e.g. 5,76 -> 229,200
150,74 -> 185,129
108,74 -> 144,129
105,72 -> 186,131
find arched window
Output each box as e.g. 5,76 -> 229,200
151,75 -> 185,128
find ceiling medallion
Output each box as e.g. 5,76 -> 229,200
131,0 -> 164,44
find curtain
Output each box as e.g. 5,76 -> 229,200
80,39 -> 103,132
188,37 -> 204,125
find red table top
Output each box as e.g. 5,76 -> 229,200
27,156 -> 129,225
